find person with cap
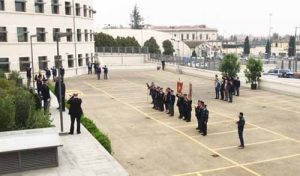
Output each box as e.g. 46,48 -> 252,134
54,77 -> 66,111
45,68 -> 51,80
41,79 -> 50,114
176,93 -> 184,119
95,64 -> 101,80
103,65 -> 108,80
234,77 -> 241,96
26,66 -> 32,88
236,112 -> 245,148
201,104 -> 209,136
60,67 -> 65,81
215,75 -> 221,99
183,94 -> 192,122
51,66 -> 57,82
195,100 -> 203,131
67,93 -> 83,135
169,90 -> 176,116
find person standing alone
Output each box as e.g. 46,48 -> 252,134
67,93 -> 83,135
236,112 -> 245,149
103,65 -> 108,80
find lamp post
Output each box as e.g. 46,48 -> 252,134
30,34 -> 37,91
55,32 -> 72,133
294,27 -> 300,72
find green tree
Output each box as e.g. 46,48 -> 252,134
191,50 -> 197,57
115,36 -> 140,47
162,40 -> 175,56
143,37 -> 161,54
288,36 -> 295,57
219,54 -> 241,78
243,36 -> 250,55
265,40 -> 271,58
130,4 -> 144,29
94,32 -> 116,47
244,57 -> 263,88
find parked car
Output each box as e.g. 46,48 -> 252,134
264,69 -> 294,78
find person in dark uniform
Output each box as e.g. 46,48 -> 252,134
234,77 -> 241,96
161,60 -> 165,70
146,82 -> 155,104
87,61 -> 93,74
36,74 -> 43,95
195,100 -> 202,131
60,67 -> 65,81
26,67 -> 32,88
95,65 -> 101,80
215,77 -> 221,99
220,78 -> 225,100
45,68 -> 51,80
228,80 -> 235,103
201,105 -> 209,136
67,93 -> 83,135
183,94 -> 192,122
103,65 -> 108,80
165,88 -> 171,113
176,93 -> 184,119
159,88 -> 165,111
169,90 -> 175,116
41,79 -> 50,114
51,66 -> 57,82
236,112 -> 245,149
54,78 -> 66,111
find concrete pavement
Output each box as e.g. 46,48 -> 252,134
64,69 -> 300,176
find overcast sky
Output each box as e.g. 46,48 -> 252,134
93,0 -> 300,37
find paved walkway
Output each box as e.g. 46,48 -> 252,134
4,92 -> 128,176
64,70 -> 300,176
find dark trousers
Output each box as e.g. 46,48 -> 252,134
215,88 -> 220,99
56,96 -> 65,111
238,131 -> 244,146
229,92 -> 233,102
104,73 -> 108,80
97,73 -> 100,80
165,103 -> 169,112
202,121 -> 207,135
185,111 -> 191,122
178,106 -> 184,118
236,87 -> 240,96
220,90 -> 224,100
88,68 -> 92,74
43,99 -> 49,114
196,117 -> 201,130
70,115 -> 81,134
169,104 -> 174,115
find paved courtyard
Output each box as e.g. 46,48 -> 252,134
65,69 -> 300,176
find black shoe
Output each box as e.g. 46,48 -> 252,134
68,132 -> 73,135
202,134 -> 207,136
56,107 -> 60,110
169,114 -> 174,117
196,127 -> 200,130
185,120 -> 191,122
77,132 -> 81,134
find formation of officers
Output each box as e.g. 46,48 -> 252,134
147,81 -> 246,148
147,82 -> 209,136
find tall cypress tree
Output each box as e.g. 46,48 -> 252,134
265,40 -> 271,58
243,36 -> 250,55
288,36 -> 295,57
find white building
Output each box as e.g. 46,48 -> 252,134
0,0 -> 95,76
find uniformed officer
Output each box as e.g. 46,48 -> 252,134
236,112 -> 245,149
183,94 -> 192,122
169,90 -> 176,116
67,93 -> 83,135
195,100 -> 202,131
201,104 -> 209,136
176,93 -> 184,119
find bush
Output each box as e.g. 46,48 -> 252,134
0,96 -> 16,132
81,117 -> 112,154
219,54 -> 241,78
26,110 -> 52,129
14,90 -> 35,128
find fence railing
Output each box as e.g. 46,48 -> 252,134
95,47 -> 149,54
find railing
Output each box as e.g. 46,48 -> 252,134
95,47 -> 149,54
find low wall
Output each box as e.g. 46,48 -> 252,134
165,64 -> 300,97
96,53 -> 149,66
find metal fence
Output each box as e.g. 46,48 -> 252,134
95,47 -> 149,54
276,59 -> 300,72
149,54 -> 222,71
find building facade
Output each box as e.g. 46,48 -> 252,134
149,25 -> 221,58
0,0 -> 95,76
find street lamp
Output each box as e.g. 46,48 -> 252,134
294,27 -> 300,72
30,35 -> 37,90
55,32 -> 72,133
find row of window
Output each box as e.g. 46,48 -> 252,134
0,53 -> 94,72
179,33 -> 210,41
0,0 -> 94,18
0,27 -> 93,42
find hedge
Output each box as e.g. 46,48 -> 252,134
49,82 -> 112,154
